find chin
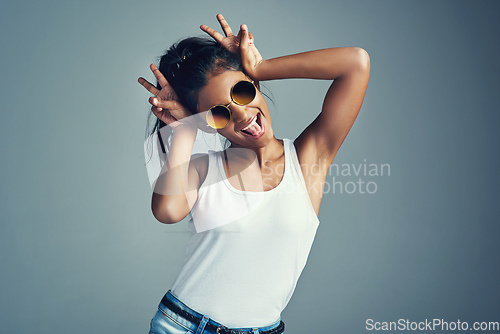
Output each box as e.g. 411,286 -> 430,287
225,130 -> 273,149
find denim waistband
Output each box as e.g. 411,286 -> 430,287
160,290 -> 284,334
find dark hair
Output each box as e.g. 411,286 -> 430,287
144,36 -> 243,161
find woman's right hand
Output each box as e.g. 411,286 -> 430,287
138,64 -> 194,129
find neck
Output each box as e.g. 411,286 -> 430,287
228,136 -> 284,165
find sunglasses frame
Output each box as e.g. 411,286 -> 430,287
205,80 -> 257,130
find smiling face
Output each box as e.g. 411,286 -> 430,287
197,70 -> 274,148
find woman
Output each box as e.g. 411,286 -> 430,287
138,14 -> 369,334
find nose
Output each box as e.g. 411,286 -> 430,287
229,103 -> 250,124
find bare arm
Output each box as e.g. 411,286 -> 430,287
202,15 -> 370,213
151,125 -> 199,224
244,36 -> 370,165
246,30 -> 370,214
138,65 -> 201,224
202,17 -> 370,165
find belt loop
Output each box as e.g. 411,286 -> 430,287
195,316 -> 209,334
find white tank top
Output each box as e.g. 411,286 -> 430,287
170,138 -> 319,327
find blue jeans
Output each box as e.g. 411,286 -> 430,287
149,290 -> 285,334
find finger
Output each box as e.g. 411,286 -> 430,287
150,64 -> 169,88
200,24 -> 226,44
138,77 -> 160,96
248,32 -> 255,45
240,24 -> 250,52
152,107 -> 178,125
239,24 -> 254,71
216,13 -> 234,37
236,27 -> 243,43
151,105 -> 162,113
236,28 -> 253,43
149,96 -> 182,110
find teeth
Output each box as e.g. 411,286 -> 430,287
241,114 -> 258,131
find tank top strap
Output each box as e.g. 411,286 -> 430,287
284,138 -> 320,224
201,141 -> 301,195
283,138 -> 304,184
197,150 -> 223,193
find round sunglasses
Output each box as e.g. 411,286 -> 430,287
205,80 -> 257,129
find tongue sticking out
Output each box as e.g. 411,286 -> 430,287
241,113 -> 263,136
243,121 -> 262,136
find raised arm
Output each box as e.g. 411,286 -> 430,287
202,16 -> 370,166
242,28 -> 370,166
138,65 -> 201,224
202,15 -> 370,214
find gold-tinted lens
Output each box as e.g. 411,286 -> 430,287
231,81 -> 256,105
206,105 -> 231,129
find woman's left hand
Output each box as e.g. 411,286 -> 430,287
200,14 -> 264,80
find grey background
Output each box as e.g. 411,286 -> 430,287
1,0 -> 499,333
